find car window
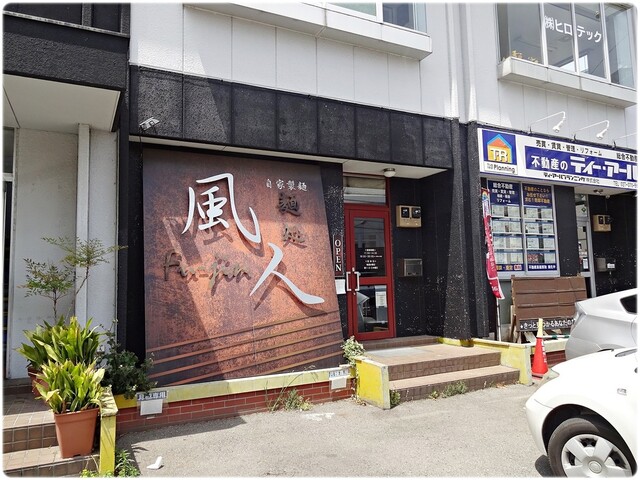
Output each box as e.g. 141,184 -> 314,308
620,294 -> 637,314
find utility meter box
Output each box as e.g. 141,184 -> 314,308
396,205 -> 422,228
595,257 -> 616,272
592,214 -> 612,232
398,258 -> 423,277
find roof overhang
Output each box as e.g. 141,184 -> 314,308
129,135 -> 445,180
4,74 -> 121,133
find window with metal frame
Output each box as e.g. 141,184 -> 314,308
328,2 -> 427,33
497,3 -> 636,88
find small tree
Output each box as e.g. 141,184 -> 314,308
22,260 -> 74,318
21,237 -> 125,319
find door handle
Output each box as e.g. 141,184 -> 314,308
345,271 -> 351,292
354,270 -> 361,292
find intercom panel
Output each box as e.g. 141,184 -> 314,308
396,205 -> 422,228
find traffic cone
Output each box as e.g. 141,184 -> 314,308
531,318 -> 548,378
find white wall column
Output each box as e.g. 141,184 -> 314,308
86,130 -> 119,331
75,124 -> 91,324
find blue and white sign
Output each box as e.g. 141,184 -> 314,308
479,129 -> 637,190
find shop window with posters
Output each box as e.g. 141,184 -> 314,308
488,179 -> 558,276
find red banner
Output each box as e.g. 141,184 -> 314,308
482,188 -> 504,300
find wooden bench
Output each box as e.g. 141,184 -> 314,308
509,276 -> 587,343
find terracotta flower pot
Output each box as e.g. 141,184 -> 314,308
27,367 -> 48,398
53,408 -> 99,458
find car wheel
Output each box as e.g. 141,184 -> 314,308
548,417 -> 636,477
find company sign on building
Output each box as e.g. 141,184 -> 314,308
142,149 -> 343,386
479,128 -> 637,190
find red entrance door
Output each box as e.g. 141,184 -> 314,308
344,204 -> 395,341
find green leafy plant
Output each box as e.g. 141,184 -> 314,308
390,390 -> 401,407
265,368 -> 315,412
43,316 -> 102,366
36,360 -> 104,413
114,448 -> 141,477
272,388 -> 312,411
341,336 -> 366,403
441,381 -> 468,398
429,390 -> 440,399
341,336 -> 365,367
80,468 -> 113,477
80,448 -> 140,477
98,323 -> 156,400
16,317 -> 66,371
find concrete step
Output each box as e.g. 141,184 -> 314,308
2,393 -> 98,477
3,446 -> 96,477
3,378 -> 33,396
366,343 -> 502,381
3,394 -> 56,454
390,365 -> 520,402
3,420 -> 58,454
361,335 -> 438,351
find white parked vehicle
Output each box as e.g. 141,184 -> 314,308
525,348 -> 637,477
565,288 -> 637,360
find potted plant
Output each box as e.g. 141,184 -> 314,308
44,316 -> 102,365
16,316 -> 101,396
35,360 -> 104,458
16,317 -> 65,394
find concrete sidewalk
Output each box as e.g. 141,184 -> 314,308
119,383 -> 552,477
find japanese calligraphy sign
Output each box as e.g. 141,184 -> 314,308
479,128 -> 637,190
143,149 -> 343,386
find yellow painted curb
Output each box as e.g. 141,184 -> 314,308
114,366 -> 353,409
354,356 -> 390,409
99,390 -> 118,474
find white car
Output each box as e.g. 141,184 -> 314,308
525,348 -> 637,477
565,288 -> 637,360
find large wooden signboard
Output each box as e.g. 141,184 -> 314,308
143,149 -> 343,386
509,275 -> 586,342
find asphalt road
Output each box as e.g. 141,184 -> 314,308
119,382 -> 553,477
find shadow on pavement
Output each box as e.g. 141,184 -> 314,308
535,455 -> 554,476
117,416 -> 248,473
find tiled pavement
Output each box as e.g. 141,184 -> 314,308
3,391 -> 97,476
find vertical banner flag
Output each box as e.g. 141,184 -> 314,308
482,188 -> 504,300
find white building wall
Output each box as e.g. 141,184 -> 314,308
7,128 -> 118,378
129,3 -> 635,143
420,3 -> 456,118
130,3 -> 452,117
8,129 -> 77,378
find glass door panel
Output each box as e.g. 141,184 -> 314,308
354,217 -> 386,277
345,205 -> 395,340
356,285 -> 388,334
